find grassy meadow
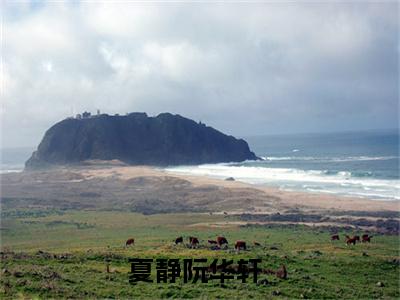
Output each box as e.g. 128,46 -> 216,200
1,210 -> 399,299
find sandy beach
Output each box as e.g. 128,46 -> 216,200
2,163 -> 398,234
80,164 -> 399,213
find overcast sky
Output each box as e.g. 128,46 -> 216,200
2,1 -> 399,148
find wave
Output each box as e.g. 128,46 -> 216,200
0,169 -> 23,174
262,155 -> 398,162
165,163 -> 400,201
322,170 -> 375,178
0,163 -> 25,174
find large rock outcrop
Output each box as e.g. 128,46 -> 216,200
25,112 -> 258,169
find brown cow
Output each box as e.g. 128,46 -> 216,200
331,234 -> 340,241
217,236 -> 228,247
234,240 -> 246,250
189,236 -> 199,248
125,238 -> 134,246
345,235 -> 357,245
354,235 -> 360,242
362,235 -> 372,243
189,236 -> 197,243
276,265 -> 287,279
175,236 -> 183,244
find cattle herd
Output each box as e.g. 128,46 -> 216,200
124,235 -> 259,250
125,233 -> 373,249
177,236 -> 249,250
331,234 -> 373,245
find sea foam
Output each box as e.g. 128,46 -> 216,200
165,163 -> 400,201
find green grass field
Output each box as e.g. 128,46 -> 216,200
1,210 -> 399,299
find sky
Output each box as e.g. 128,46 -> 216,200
1,1 -> 399,148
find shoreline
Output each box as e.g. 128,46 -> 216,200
2,164 -> 399,235
2,163 -> 399,214
3,158 -> 399,202
163,163 -> 400,202
165,169 -> 400,203
78,165 -> 399,213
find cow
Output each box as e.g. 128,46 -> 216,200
125,238 -> 134,246
331,234 -> 340,241
234,240 -> 246,251
217,236 -> 228,247
175,236 -> 183,245
189,236 -> 197,243
189,236 -> 199,248
345,235 -> 357,245
208,240 -> 218,245
354,235 -> 360,242
362,235 -> 372,243
276,265 -> 287,279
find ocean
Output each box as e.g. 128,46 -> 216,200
1,130 -> 399,201
166,130 -> 400,201
0,147 -> 35,174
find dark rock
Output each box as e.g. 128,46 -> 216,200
257,278 -> 269,286
225,177 -> 235,181
13,271 -> 24,278
25,112 -> 259,169
272,290 -> 281,296
391,258 -> 400,265
36,250 -> 52,259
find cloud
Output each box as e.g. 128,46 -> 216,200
1,1 -> 398,147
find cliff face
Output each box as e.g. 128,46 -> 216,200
25,112 -> 258,169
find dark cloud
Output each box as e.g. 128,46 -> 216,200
2,1 -> 398,147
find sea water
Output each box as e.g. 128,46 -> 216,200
2,130 -> 399,201
166,130 -> 400,201
0,147 -> 35,174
